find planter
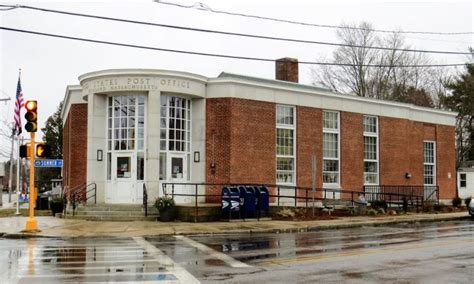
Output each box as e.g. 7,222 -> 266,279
159,208 -> 176,222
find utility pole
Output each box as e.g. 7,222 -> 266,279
7,124 -> 15,203
0,97 -> 11,103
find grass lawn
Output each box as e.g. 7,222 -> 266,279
0,208 -> 52,217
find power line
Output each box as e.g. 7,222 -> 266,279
153,0 -> 474,36
0,4 -> 471,55
0,26 -> 467,68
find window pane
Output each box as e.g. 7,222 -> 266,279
106,153 -> 111,180
159,153 -> 166,180
116,157 -> 131,178
323,133 -> 338,158
364,116 -> 377,133
323,111 -> 338,129
276,105 -> 294,126
276,128 -> 294,156
137,152 -> 144,180
364,136 -> 377,160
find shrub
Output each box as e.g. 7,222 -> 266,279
154,196 -> 175,212
367,209 -> 378,216
465,197 -> 472,207
371,200 -> 388,211
275,208 -> 295,218
423,201 -> 435,213
402,197 -> 409,213
452,196 -> 462,207
434,203 -> 445,212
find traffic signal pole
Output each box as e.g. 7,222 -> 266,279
25,131 -> 38,232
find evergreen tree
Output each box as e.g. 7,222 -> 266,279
442,64 -> 474,166
37,102 -> 63,191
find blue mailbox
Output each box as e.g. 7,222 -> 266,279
238,186 -> 256,218
256,185 -> 270,217
222,186 -> 240,220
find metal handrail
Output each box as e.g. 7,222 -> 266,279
65,182 -> 97,217
143,184 -> 148,217
161,182 -> 425,219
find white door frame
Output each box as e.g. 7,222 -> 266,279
110,152 -> 136,204
166,152 -> 191,203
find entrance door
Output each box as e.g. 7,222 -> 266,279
113,153 -> 135,203
167,153 -> 190,203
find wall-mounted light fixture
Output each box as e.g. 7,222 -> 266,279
194,151 -> 200,163
97,149 -> 103,161
405,172 -> 412,179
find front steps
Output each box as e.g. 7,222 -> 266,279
65,204 -> 159,221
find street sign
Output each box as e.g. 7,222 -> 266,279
34,159 -> 63,168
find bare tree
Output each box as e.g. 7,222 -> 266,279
311,22 -> 449,108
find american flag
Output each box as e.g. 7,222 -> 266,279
14,76 -> 24,136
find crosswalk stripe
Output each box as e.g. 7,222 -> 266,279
133,236 -> 200,284
175,235 -> 250,268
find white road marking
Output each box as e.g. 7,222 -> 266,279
16,271 -> 178,278
175,235 -> 250,268
133,236 -> 200,284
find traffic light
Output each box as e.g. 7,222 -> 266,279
24,100 -> 38,132
36,144 -> 51,158
19,143 -> 33,158
19,145 -> 28,158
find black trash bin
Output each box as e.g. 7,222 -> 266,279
36,195 -> 49,210
238,186 -> 256,219
222,186 -> 240,220
255,186 -> 269,218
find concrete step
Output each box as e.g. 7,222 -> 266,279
70,210 -> 158,217
66,215 -> 158,222
74,204 -> 157,212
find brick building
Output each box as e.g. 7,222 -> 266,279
61,58 -> 457,205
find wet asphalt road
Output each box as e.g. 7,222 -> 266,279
1,219 -> 473,283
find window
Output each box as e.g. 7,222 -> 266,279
424,141 -> 436,185
323,111 -> 339,184
276,105 -> 295,184
364,116 -> 378,184
159,96 -> 191,181
106,94 -> 146,181
460,173 -> 467,188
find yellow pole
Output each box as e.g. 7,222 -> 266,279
25,132 -> 38,232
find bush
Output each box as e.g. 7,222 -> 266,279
434,203 -> 445,212
371,200 -> 388,211
423,201 -> 435,213
452,196 -> 462,207
275,208 -> 295,218
402,197 -> 409,213
367,209 -> 378,216
154,196 -> 175,212
465,197 -> 472,207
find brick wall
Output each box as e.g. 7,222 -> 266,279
340,112 -> 364,197
296,106 -> 322,198
63,104 -> 88,193
206,100 -> 456,202
205,98 -> 274,201
436,125 -> 456,200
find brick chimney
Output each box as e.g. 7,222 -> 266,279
275,57 -> 299,83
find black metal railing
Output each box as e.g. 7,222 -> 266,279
161,182 -> 425,222
364,185 -> 439,203
143,183 -> 148,217
65,183 -> 97,216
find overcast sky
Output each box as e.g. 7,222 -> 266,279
0,0 -> 472,161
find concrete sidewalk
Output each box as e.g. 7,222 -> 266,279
0,212 -> 470,238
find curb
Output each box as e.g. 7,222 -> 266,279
1,214 -> 469,239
